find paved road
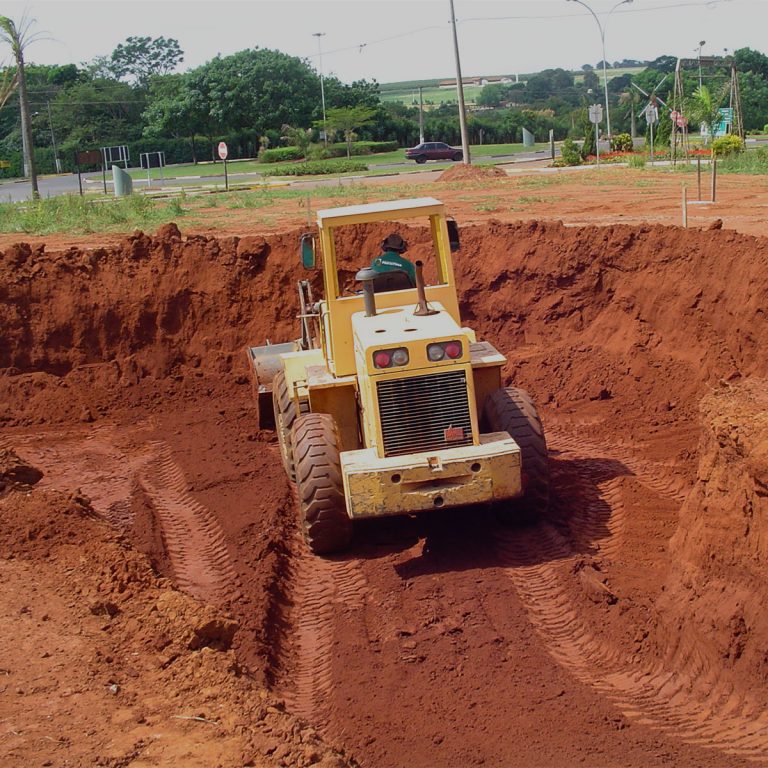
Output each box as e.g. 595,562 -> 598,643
0,149 -> 554,203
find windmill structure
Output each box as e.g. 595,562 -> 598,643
670,56 -> 744,163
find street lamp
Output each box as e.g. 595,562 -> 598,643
312,32 -> 328,146
696,40 -> 706,90
566,0 -> 633,138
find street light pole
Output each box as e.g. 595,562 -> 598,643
448,0 -> 471,165
566,0 -> 632,138
696,40 -> 706,90
312,32 -> 328,146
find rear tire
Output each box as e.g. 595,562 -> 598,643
272,370 -> 308,483
483,387 -> 549,523
292,413 -> 353,555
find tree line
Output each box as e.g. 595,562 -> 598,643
1,26 -> 767,179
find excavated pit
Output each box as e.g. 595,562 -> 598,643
2,220 -> 768,767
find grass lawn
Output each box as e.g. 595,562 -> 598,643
125,143 -> 552,182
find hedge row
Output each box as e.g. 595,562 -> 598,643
261,159 -> 368,177
259,140 -> 399,163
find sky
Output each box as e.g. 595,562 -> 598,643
2,0 -> 767,85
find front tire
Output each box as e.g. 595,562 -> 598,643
272,370 -> 308,483
415,156 -> 427,164
452,152 -> 463,161
483,387 -> 549,522
292,413 -> 353,555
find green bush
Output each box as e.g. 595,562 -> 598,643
610,133 -> 633,152
261,159 -> 368,177
324,140 -> 399,158
711,135 -> 744,157
560,138 -> 582,166
260,146 -> 304,163
764,123 -> 768,134
628,154 -> 646,169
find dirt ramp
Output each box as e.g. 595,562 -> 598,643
660,379 -> 768,701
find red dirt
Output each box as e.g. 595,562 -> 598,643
2,215 -> 768,767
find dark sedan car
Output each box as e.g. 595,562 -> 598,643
405,142 -> 463,164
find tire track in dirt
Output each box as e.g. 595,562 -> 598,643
498,433 -> 768,762
278,537 -> 369,725
140,440 -> 238,603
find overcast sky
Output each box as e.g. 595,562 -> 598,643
2,0 -> 766,84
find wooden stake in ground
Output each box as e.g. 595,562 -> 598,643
711,156 -> 718,203
697,157 -> 702,200
682,184 -> 688,228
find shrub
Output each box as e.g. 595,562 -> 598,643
764,123 -> 768,134
260,147 -> 304,163
711,135 -> 744,157
628,154 -> 646,169
261,159 -> 368,177
560,138 -> 582,166
610,133 -> 633,152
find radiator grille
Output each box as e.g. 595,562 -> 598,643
377,370 -> 473,457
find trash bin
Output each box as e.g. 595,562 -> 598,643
112,165 -> 133,197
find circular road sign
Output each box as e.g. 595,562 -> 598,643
218,141 -> 228,160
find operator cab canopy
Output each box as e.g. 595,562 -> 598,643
309,197 -> 460,299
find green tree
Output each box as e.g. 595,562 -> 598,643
109,36 -> 183,87
619,89 -> 642,138
142,73 -> 201,161
321,106 -> 377,157
734,47 -> 768,80
0,64 -> 17,109
685,84 -> 728,143
281,124 -> 312,155
0,14 -> 43,196
49,78 -> 144,148
738,71 -> 768,131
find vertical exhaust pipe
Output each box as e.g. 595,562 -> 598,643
414,260 -> 437,316
355,267 -> 378,317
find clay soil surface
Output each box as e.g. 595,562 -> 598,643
2,167 -> 768,767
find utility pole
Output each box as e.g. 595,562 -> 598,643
46,100 -> 61,173
448,0 -> 470,165
418,86 -> 425,144
312,32 -> 327,146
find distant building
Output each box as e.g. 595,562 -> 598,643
438,74 -> 516,89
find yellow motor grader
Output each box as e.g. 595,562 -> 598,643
248,197 -> 548,554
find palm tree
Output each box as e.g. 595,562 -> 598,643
0,15 -> 43,197
0,65 -> 18,110
685,84 -> 727,145
619,89 -> 642,138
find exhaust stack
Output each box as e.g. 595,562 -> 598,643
413,260 -> 438,317
355,267 -> 378,317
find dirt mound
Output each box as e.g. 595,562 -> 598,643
0,477 -> 353,767
658,379 -> 768,702
438,164 -> 507,182
0,448 -> 43,495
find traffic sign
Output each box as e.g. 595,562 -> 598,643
218,141 -> 228,160
588,104 -> 603,125
645,104 -> 659,125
